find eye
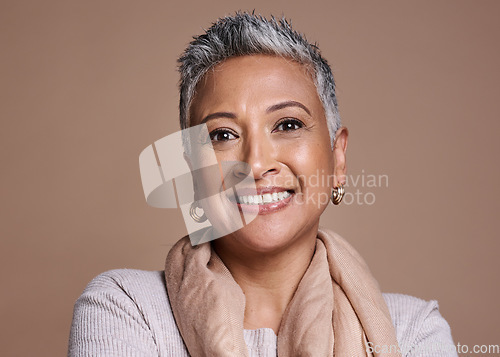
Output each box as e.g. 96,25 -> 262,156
273,118 -> 304,132
209,129 -> 238,142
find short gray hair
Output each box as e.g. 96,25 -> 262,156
178,12 -> 341,147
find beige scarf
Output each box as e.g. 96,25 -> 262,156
164,227 -> 401,357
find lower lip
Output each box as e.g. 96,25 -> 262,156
235,193 -> 294,215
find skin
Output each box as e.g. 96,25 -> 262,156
188,54 -> 348,334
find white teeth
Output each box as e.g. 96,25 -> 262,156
262,193 -> 272,203
237,191 -> 292,205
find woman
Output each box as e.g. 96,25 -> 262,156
69,13 -> 457,356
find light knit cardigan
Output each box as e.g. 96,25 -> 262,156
68,269 -> 457,356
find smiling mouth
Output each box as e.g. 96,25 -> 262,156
235,190 -> 293,205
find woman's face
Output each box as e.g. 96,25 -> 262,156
189,54 -> 347,253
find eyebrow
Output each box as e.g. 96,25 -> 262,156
266,100 -> 311,116
199,100 -> 311,124
200,112 -> 237,124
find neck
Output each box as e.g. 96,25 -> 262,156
212,223 -> 319,334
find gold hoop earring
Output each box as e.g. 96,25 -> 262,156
331,183 -> 345,205
189,202 -> 207,223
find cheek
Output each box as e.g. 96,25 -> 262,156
283,140 -> 335,190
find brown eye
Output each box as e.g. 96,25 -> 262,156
210,129 -> 238,142
274,119 -> 304,132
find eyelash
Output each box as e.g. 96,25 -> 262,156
209,118 -> 305,143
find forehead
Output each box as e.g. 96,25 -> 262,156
190,55 -> 322,120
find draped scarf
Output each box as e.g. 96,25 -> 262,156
164,227 -> 401,356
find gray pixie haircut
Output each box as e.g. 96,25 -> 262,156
178,12 -> 341,147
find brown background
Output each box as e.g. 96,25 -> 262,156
1,0 -> 499,355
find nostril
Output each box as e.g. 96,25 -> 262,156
233,168 -> 251,179
263,168 -> 278,176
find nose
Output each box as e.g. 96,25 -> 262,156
236,131 -> 281,181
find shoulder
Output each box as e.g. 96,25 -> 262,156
82,268 -> 167,295
69,269 -> 189,356
382,293 -> 458,356
382,293 -> 440,334
78,269 -> 171,319
76,268 -> 178,330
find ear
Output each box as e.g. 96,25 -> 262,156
183,151 -> 193,171
332,126 -> 349,187
183,152 -> 198,201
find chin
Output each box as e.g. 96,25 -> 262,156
226,216 -> 316,255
